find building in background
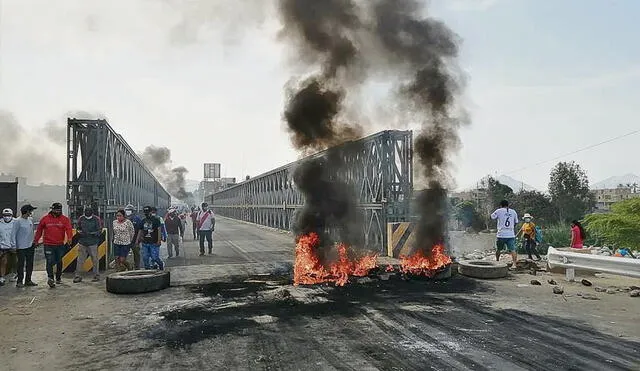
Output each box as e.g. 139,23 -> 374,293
593,185 -> 640,211
0,173 -> 66,220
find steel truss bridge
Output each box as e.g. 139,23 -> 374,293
207,130 -> 414,253
66,118 -> 170,222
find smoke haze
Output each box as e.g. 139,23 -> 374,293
139,145 -> 195,204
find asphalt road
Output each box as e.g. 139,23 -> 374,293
1,217 -> 639,371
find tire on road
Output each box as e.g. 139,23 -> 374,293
106,270 -> 170,294
458,260 -> 508,279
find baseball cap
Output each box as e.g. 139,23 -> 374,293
20,204 -> 37,214
125,204 -> 134,210
143,206 -> 152,213
2,208 -> 13,216
50,202 -> 63,210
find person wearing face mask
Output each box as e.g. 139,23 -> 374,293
124,204 -> 143,269
112,209 -> 135,271
0,208 -> 17,286
73,206 -> 103,283
13,204 -> 38,287
516,213 -> 541,261
151,206 -> 168,243
164,207 -> 184,258
136,206 -> 164,270
33,202 -> 73,288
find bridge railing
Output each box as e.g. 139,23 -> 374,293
66,118 -> 171,251
208,130 -> 413,253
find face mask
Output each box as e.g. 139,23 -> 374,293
125,210 -> 132,216
52,210 -> 62,216
84,212 -> 93,218
3,216 -> 12,222
524,218 -> 531,223
151,213 -> 156,217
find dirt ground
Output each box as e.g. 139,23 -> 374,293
1,265 -> 639,371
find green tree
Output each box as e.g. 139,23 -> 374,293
455,200 -> 484,232
548,161 -> 595,221
584,198 -> 640,249
512,190 -> 557,224
476,176 -> 515,229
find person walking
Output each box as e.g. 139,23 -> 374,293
73,206 -> 103,283
13,205 -> 38,287
516,213 -> 542,260
112,209 -> 135,271
197,203 -> 215,256
0,208 -> 17,286
33,203 -> 73,288
124,204 -> 143,269
164,207 -> 184,258
490,200 -> 519,267
137,206 -> 164,270
570,220 -> 586,249
190,207 -> 198,240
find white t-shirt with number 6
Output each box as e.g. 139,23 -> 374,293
491,207 -> 519,238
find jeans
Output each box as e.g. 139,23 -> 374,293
192,223 -> 198,240
44,245 -> 66,280
141,243 -> 164,270
198,230 -> 213,254
16,247 -> 35,283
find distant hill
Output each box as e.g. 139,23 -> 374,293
592,174 -> 640,190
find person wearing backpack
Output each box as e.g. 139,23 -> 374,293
516,213 -> 542,261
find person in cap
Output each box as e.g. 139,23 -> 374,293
516,213 -> 542,260
150,206 -> 168,243
136,206 -> 164,270
33,202 -> 73,288
196,202 -> 215,256
124,204 -> 143,269
0,208 -> 17,286
73,206 -> 103,283
13,204 -> 38,287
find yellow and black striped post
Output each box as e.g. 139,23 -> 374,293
386,222 -> 417,258
62,228 -> 109,273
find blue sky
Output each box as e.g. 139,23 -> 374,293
0,0 -> 638,191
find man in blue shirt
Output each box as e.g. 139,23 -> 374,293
136,206 -> 164,270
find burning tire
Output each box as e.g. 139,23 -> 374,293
458,260 -> 508,279
106,270 -> 170,294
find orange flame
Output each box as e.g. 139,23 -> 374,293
294,232 -> 378,286
400,244 -> 451,277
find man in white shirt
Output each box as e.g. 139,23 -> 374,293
490,200 -> 518,265
197,202 -> 215,256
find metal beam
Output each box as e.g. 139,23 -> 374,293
66,118 -> 171,224
547,246 -> 640,279
207,130 -> 413,253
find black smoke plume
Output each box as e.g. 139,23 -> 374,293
279,0 -> 367,257
140,146 -> 195,205
278,0 -> 465,257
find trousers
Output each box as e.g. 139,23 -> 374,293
141,243 -> 164,270
16,247 -> 35,283
167,234 -> 180,257
44,245 -> 65,280
75,244 -> 99,277
198,230 -> 213,254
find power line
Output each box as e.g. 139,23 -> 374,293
503,129 -> 640,175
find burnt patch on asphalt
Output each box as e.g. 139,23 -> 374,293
145,276 -> 640,370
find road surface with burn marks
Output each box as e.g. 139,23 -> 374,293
1,217 -> 639,371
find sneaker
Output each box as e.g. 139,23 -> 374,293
25,281 -> 38,287
47,278 -> 55,288
16,282 -> 24,288
199,253 -> 204,256
0,278 -> 5,286
10,274 -> 18,282
56,278 -> 62,284
73,276 -> 82,283
91,276 -> 100,282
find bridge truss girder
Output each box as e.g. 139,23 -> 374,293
208,130 -> 413,253
66,118 -> 171,223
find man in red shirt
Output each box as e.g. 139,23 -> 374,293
33,202 -> 73,288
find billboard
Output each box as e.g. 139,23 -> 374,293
204,163 -> 221,179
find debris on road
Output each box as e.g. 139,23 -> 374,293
595,286 -> 606,293
553,286 -> 564,294
606,288 -> 617,294
581,294 -> 600,300
530,280 -> 542,286
581,279 -> 593,286
630,290 -> 640,297
548,279 -> 557,285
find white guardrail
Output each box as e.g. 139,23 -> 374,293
547,246 -> 640,279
